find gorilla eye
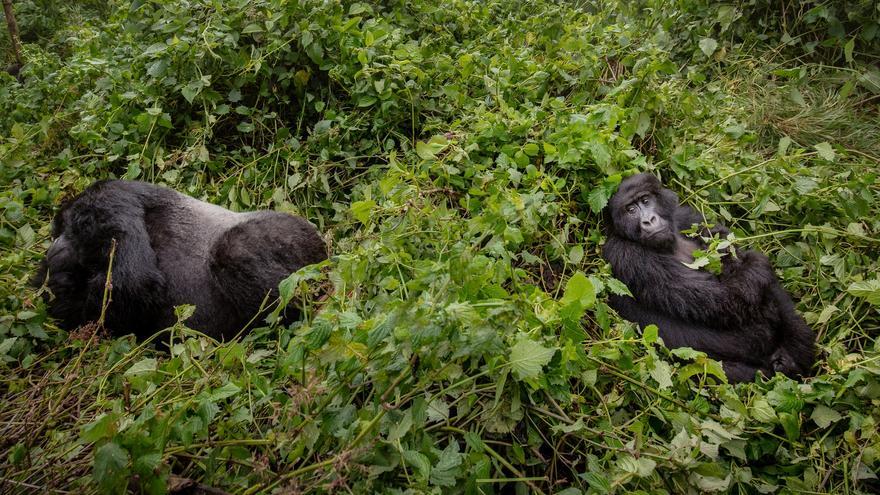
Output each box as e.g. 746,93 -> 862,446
640,195 -> 650,205
626,204 -> 637,214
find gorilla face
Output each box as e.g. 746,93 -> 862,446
609,174 -> 677,251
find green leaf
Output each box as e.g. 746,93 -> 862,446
844,38 -> 855,64
81,413 -> 118,443
415,135 -> 449,160
581,472 -> 611,494
124,358 -> 157,377
810,405 -> 843,428
509,338 -> 556,380
642,324 -> 658,344
209,382 -> 241,401
778,412 -> 800,442
814,142 -> 836,161
749,397 -> 778,424
181,81 -> 202,103
568,245 -> 584,265
560,271 -> 596,313
402,450 -> 431,479
699,38 -> 718,57
587,187 -> 609,213
650,359 -> 673,390
350,200 -> 376,224
430,441 -> 463,487
93,443 -> 129,492
847,280 -> 880,306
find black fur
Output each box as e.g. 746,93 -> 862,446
602,173 -> 816,383
34,180 -> 327,340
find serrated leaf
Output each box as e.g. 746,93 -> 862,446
402,450 -> 431,479
509,338 -> 556,380
810,405 -> 843,428
699,38 -> 718,57
430,441 -> 463,487
587,187 -> 609,213
847,280 -> 880,306
650,359 -> 673,390
81,413 -> 118,443
814,142 -> 836,161
427,398 -> 450,422
388,408 -> 412,442
209,382 -> 240,401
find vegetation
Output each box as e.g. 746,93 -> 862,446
1,1 -> 879,493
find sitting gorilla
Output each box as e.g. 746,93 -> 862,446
602,173 -> 815,383
35,180 -> 327,340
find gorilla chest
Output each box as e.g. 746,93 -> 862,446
673,237 -> 701,263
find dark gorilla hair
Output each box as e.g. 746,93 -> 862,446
602,173 -> 816,383
34,180 -> 327,340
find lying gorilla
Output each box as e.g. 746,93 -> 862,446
602,173 -> 815,382
35,180 -> 327,340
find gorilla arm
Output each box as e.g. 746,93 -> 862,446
605,236 -> 776,327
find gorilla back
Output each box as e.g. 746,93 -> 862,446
35,180 -> 327,340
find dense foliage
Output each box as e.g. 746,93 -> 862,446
2,1 -> 879,493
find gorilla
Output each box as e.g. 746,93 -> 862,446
34,180 -> 327,340
602,173 -> 815,383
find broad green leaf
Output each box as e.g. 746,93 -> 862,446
749,397 -> 777,423
124,358 -> 157,377
81,413 -> 118,443
810,405 -> 843,428
209,382 -> 241,401
93,443 -> 129,492
402,450 -> 431,479
560,271 -> 596,311
699,38 -> 718,57
587,186 -> 609,213
650,359 -> 673,390
415,135 -> 449,160
430,441 -> 463,487
509,338 -> 556,380
350,200 -> 376,224
814,142 -> 835,161
847,280 -> 880,306
568,245 -> 584,265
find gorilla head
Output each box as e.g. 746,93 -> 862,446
607,173 -> 680,251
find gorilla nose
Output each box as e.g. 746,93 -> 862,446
641,214 -> 657,227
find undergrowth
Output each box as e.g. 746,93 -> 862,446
1,1 -> 879,493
